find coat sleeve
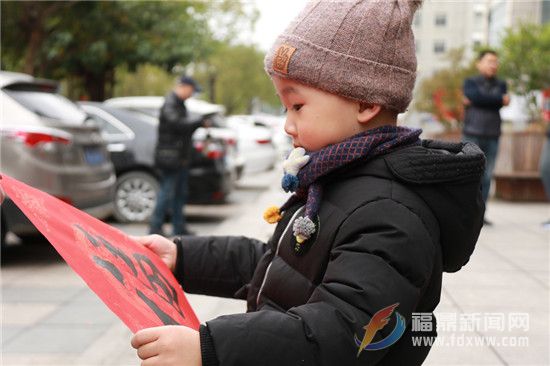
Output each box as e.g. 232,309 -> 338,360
161,98 -> 203,134
463,78 -> 504,108
500,80 -> 508,95
174,236 -> 269,298
202,199 -> 437,366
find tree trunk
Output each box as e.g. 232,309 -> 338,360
21,2 -> 71,76
104,68 -> 115,100
23,29 -> 43,75
208,73 -> 216,104
84,72 -> 107,101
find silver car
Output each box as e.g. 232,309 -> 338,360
0,71 -> 115,245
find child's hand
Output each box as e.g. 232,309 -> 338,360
131,235 -> 177,272
131,325 -> 202,366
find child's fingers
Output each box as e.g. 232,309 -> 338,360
141,355 -> 161,366
131,328 -> 160,349
136,341 -> 160,360
129,235 -> 155,248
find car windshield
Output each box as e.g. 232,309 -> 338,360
128,107 -> 160,118
5,89 -> 86,125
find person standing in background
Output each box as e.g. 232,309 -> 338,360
149,76 -> 206,236
462,50 -> 510,226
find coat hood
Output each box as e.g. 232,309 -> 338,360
383,139 -> 485,272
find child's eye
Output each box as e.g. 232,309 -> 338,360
283,104 -> 303,113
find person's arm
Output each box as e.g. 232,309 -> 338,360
133,234 -> 269,299
175,235 -> 269,298
161,97 -> 204,134
130,234 -> 269,366
463,78 -> 504,108
501,81 -> 510,106
200,198 -> 436,366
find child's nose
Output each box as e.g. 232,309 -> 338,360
284,117 -> 297,137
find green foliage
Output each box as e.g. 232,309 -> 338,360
499,23 -> 550,95
113,64 -> 176,97
206,0 -> 260,45
0,1 -> 253,101
414,48 -> 477,130
193,43 -> 279,115
499,23 -> 550,122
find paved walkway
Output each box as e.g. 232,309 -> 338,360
2,168 -> 549,365
424,200 -> 549,365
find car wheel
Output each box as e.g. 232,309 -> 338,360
113,171 -> 159,223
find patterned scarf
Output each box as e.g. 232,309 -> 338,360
263,125 -> 422,252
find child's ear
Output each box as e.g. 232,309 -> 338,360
357,103 -> 383,124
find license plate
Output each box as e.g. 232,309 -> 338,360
84,147 -> 105,165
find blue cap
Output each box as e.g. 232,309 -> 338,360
178,75 -> 202,92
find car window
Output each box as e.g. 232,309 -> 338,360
81,106 -> 135,141
4,89 -> 86,124
128,107 -> 159,118
87,113 -> 126,135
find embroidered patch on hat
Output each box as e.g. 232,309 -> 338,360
273,44 -> 296,75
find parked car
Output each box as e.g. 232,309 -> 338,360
246,114 -> 293,160
104,96 -> 245,180
225,115 -> 278,174
0,71 -> 115,245
79,102 -> 235,223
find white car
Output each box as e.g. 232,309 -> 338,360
249,114 -> 293,160
226,115 -> 278,174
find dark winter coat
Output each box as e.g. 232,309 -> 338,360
462,75 -> 508,138
174,140 -> 486,365
154,91 -> 203,169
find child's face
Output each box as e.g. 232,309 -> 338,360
272,76 -> 362,152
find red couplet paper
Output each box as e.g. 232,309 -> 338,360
0,174 -> 200,332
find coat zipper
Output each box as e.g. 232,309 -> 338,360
256,205 -> 304,307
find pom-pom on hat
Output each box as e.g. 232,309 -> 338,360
264,0 -> 422,113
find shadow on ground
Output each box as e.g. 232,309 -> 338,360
1,235 -> 63,266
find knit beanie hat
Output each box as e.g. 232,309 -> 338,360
264,0 -> 422,113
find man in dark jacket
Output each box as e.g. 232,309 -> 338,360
131,2 -> 485,365
149,76 -> 205,236
462,50 -> 509,225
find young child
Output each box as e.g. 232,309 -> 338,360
130,1 -> 485,365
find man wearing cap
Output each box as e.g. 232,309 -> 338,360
149,76 -> 206,236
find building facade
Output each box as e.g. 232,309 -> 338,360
412,0 -> 490,81
488,0 -> 550,47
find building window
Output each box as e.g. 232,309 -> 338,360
474,10 -> 484,23
414,12 -> 421,27
543,0 -> 550,24
435,13 -> 447,26
433,40 -> 446,54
